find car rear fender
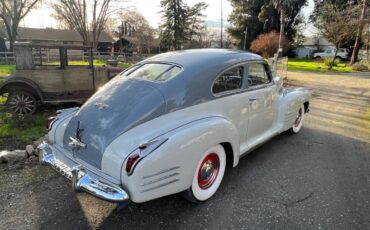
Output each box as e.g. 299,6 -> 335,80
48,108 -> 79,145
276,87 -> 310,132
120,116 -> 240,203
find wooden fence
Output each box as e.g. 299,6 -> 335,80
0,52 -> 15,64
0,51 -> 148,65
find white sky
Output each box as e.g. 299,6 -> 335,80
22,0 -> 315,34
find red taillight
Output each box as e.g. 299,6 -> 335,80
47,116 -> 56,129
125,154 -> 140,174
47,111 -> 62,129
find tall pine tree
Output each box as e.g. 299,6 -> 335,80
159,0 -> 207,50
228,0 -> 307,50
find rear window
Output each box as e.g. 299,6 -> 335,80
128,63 -> 182,81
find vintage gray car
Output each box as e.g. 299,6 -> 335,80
0,43 -> 122,115
38,49 -> 310,204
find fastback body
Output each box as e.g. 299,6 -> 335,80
45,49 -> 310,203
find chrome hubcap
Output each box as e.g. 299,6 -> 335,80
198,153 -> 220,190
9,94 -> 35,115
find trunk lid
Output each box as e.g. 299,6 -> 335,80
62,78 -> 165,169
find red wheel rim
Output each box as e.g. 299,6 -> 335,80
294,108 -> 303,128
198,153 -> 220,190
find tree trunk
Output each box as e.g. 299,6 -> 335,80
350,0 -> 367,65
329,47 -> 339,70
367,23 -> 369,60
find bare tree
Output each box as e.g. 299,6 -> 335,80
118,10 -> 156,53
315,3 -> 359,70
51,0 -> 126,49
350,0 -> 369,65
0,0 -> 40,51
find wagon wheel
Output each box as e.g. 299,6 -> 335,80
6,91 -> 38,115
181,144 -> 226,203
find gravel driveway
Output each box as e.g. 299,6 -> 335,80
0,71 -> 369,230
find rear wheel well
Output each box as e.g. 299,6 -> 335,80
304,101 -> 309,113
220,142 -> 234,168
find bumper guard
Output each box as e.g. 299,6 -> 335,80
37,142 -> 130,203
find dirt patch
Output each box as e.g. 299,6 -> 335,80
286,71 -> 370,143
0,136 -> 28,151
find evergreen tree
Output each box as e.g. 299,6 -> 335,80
228,0 -> 307,50
160,0 -> 188,50
159,0 -> 207,50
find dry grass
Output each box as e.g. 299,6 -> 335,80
287,71 -> 370,143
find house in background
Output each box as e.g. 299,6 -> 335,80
15,27 -> 115,52
295,36 -> 335,58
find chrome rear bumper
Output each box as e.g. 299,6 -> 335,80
37,142 -> 130,203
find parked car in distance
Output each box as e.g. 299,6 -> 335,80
38,49 -> 310,204
0,43 -> 123,115
313,48 -> 350,61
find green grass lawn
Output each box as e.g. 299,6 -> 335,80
0,65 -> 15,77
288,58 -> 356,73
0,111 -> 51,145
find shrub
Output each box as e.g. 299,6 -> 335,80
351,63 -> 369,72
250,31 -> 289,58
323,57 -> 340,69
359,60 -> 370,67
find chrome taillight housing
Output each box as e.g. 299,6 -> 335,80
125,138 -> 168,176
47,111 -> 62,129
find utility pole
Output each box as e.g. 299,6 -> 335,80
263,19 -> 269,33
274,1 -> 286,73
277,7 -> 285,58
243,26 -> 248,50
119,21 -> 124,54
220,0 -> 223,48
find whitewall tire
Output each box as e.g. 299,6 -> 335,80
181,144 -> 226,203
290,104 -> 305,134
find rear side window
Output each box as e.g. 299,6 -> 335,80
212,66 -> 244,94
128,63 -> 182,81
247,63 -> 271,87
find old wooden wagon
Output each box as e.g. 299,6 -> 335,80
0,43 -> 123,115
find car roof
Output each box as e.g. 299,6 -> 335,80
134,49 -> 267,114
141,49 -> 264,68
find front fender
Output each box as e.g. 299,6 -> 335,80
121,116 -> 240,203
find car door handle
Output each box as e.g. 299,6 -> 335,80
249,97 -> 263,101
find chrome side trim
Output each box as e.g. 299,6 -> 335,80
38,142 -> 130,203
142,166 -> 180,179
141,172 -> 179,186
140,179 -> 179,193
